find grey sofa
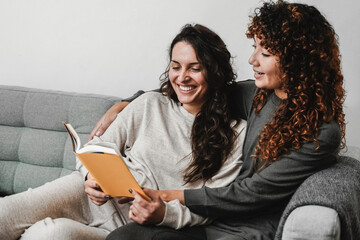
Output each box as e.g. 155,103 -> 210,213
0,85 -> 121,195
0,85 -> 359,239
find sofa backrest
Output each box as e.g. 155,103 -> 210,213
0,85 -> 121,196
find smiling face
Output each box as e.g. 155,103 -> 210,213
248,36 -> 287,99
169,41 -> 209,114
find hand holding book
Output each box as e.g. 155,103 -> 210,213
63,122 -> 149,200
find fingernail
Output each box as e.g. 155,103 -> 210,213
96,131 -> 101,136
129,189 -> 133,193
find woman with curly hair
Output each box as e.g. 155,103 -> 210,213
105,1 -> 346,240
0,24 -> 247,239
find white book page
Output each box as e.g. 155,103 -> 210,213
80,141 -> 119,155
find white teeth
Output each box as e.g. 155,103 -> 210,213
255,71 -> 264,75
179,85 -> 194,91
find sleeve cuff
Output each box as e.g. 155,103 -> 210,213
184,188 -> 208,216
156,200 -> 183,229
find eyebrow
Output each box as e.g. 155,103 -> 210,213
171,60 -> 200,65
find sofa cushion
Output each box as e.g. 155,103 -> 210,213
0,85 -> 121,196
282,205 -> 340,240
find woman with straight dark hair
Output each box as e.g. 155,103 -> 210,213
0,24 -> 246,240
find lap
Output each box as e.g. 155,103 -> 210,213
106,213 -> 280,240
205,212 -> 281,240
106,222 -> 206,240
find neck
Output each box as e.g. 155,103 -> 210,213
183,105 -> 200,115
183,104 -> 202,115
275,89 -> 287,99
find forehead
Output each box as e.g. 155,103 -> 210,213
171,41 -> 198,62
254,36 -> 266,47
254,35 -> 279,56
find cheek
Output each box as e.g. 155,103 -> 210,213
267,73 -> 282,89
169,78 -> 176,90
169,70 -> 179,81
199,79 -> 208,93
264,62 -> 279,79
196,73 -> 207,87
168,71 -> 176,83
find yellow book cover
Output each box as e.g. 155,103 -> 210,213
63,122 -> 149,200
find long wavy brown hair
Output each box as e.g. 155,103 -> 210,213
160,24 -> 240,184
247,0 -> 346,169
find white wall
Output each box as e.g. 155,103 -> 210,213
0,0 -> 359,147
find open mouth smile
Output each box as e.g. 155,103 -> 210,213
254,70 -> 265,79
178,85 -> 196,91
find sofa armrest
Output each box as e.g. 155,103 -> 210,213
275,156 -> 360,240
282,205 -> 340,240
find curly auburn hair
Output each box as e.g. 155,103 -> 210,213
247,0 -> 346,169
160,24 -> 240,184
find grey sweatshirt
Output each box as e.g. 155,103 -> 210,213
184,80 -> 341,237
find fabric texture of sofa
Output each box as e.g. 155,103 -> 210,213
0,85 -> 359,239
0,85 -> 121,196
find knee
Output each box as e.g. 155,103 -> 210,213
21,217 -> 59,240
21,217 -> 108,240
21,217 -> 84,240
21,217 -> 71,240
282,205 -> 340,240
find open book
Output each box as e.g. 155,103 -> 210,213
63,122 -> 149,200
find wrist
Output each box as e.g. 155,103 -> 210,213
159,190 -> 184,204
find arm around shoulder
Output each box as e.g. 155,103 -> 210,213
89,90 -> 147,140
88,101 -> 130,140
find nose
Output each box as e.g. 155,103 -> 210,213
248,50 -> 258,66
178,69 -> 189,82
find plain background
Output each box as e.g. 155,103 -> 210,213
0,0 -> 359,147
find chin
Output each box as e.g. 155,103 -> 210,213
254,79 -> 265,88
255,79 -> 274,90
177,95 -> 191,104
